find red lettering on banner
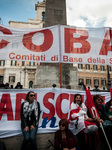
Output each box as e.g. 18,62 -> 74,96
9,52 -> 46,61
0,91 -> 106,122
65,28 -> 91,54
51,55 -> 58,61
99,30 -> 112,55
87,57 -> 105,64
22,29 -> 53,52
56,93 -> 69,119
15,93 -> 26,120
0,26 -> 12,49
42,92 -> 55,120
0,94 -> 14,120
63,55 -> 83,63
110,58 -> 112,64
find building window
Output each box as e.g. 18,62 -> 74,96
22,61 -> 25,66
94,79 -> 99,86
11,61 -> 17,66
0,60 -> 5,66
109,66 -> 111,71
100,65 -> 105,71
42,11 -> 45,21
29,62 -> 35,66
86,79 -> 91,85
78,64 -> 83,69
0,76 -> 3,83
9,76 -> 15,83
29,81 -> 33,88
78,78 -> 84,85
101,79 -> 106,86
93,65 -> 97,70
86,64 -> 90,70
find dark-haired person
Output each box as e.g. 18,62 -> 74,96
69,94 -> 98,150
15,82 -> 22,89
69,94 -> 98,134
54,119 -> 77,150
93,95 -> 112,149
20,91 -> 40,150
104,99 -> 112,120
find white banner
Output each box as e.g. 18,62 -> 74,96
0,25 -> 60,63
0,25 -> 112,65
61,26 -> 112,65
0,88 -> 111,138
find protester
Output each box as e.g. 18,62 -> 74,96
54,119 -> 77,150
93,95 -> 112,149
15,82 -> 22,89
69,94 -> 98,150
20,91 -> 40,150
105,105 -> 112,120
93,95 -> 112,124
4,83 -> 10,89
104,99 -> 112,119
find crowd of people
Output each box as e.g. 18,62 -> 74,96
0,82 -> 22,89
1,88 -> 112,150
68,93 -> 112,150
19,90 -> 112,150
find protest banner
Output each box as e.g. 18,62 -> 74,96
0,88 -> 111,138
0,25 -> 112,65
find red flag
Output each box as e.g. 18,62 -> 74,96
110,88 -> 112,99
85,85 -> 100,118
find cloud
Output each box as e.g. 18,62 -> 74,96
66,0 -> 112,27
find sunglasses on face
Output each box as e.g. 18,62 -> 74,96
59,124 -> 65,127
30,94 -> 35,97
97,98 -> 103,102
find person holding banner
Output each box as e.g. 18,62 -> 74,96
54,119 -> 77,150
20,91 -> 40,150
69,94 -> 98,150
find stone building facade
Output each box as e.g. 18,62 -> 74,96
78,64 -> 112,90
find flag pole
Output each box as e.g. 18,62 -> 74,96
60,63 -> 62,88
58,25 -> 62,88
100,122 -> 112,150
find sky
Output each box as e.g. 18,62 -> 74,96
0,0 -> 112,28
